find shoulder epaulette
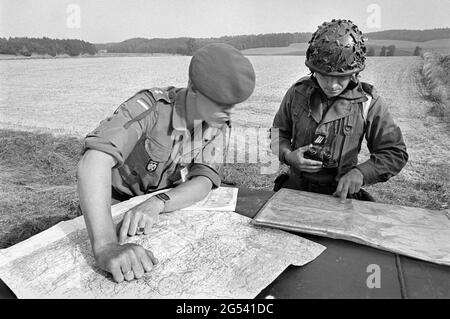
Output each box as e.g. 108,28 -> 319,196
293,76 -> 316,97
361,82 -> 378,99
359,82 -> 376,125
294,76 -> 313,86
122,87 -> 177,129
146,87 -> 177,104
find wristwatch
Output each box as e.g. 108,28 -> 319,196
155,193 -> 170,206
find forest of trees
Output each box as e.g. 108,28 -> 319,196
100,32 -> 313,55
0,37 -> 97,56
365,28 -> 450,42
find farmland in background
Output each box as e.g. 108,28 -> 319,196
242,38 -> 450,56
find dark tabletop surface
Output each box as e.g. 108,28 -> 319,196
235,188 -> 450,299
1,188 -> 449,299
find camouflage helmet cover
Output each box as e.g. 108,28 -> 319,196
306,19 -> 367,76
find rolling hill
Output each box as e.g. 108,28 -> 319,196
241,38 -> 450,56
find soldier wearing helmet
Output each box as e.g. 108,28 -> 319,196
77,43 -> 256,283
271,19 -> 408,201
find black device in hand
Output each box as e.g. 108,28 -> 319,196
303,134 -> 338,174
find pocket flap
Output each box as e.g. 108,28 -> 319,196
144,137 -> 171,162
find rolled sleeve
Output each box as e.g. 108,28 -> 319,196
83,92 -> 156,167
356,96 -> 408,185
188,163 -> 221,188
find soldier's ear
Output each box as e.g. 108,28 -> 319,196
187,80 -> 198,93
186,84 -> 198,111
351,73 -> 360,82
187,86 -> 197,100
346,73 -> 359,89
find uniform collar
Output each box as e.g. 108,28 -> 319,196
172,88 -> 189,133
305,76 -> 368,124
311,75 -> 367,101
334,82 -> 367,102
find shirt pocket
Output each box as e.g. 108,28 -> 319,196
342,109 -> 364,137
139,137 -> 174,190
292,107 -> 316,149
144,137 -> 172,163
120,137 -> 172,193
339,109 -> 365,170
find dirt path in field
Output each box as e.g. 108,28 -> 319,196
361,57 -> 449,209
366,57 -> 448,164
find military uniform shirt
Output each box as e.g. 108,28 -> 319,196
271,76 -> 408,185
83,87 -> 227,197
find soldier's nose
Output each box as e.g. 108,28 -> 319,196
328,79 -> 341,89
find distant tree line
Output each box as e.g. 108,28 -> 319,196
365,45 -> 423,57
2,28 -> 447,57
102,33 -> 313,55
0,37 -> 97,56
365,28 -> 450,42
98,28 -> 449,56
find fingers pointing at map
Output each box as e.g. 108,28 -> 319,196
118,197 -> 164,244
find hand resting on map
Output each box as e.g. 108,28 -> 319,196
95,242 -> 158,283
78,150 -> 213,282
333,168 -> 364,202
91,197 -> 165,283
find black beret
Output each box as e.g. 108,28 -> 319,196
189,43 -> 256,105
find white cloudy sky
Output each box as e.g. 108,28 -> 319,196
1,0 -> 449,43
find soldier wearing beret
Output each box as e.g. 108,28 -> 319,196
77,43 -> 256,283
271,19 -> 408,201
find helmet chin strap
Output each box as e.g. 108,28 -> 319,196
347,75 -> 359,90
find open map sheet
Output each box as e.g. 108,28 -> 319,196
252,189 -> 450,266
0,187 -> 325,298
180,186 -> 238,211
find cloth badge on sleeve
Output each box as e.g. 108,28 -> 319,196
146,160 -> 159,172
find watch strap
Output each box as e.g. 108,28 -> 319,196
155,192 -> 170,203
